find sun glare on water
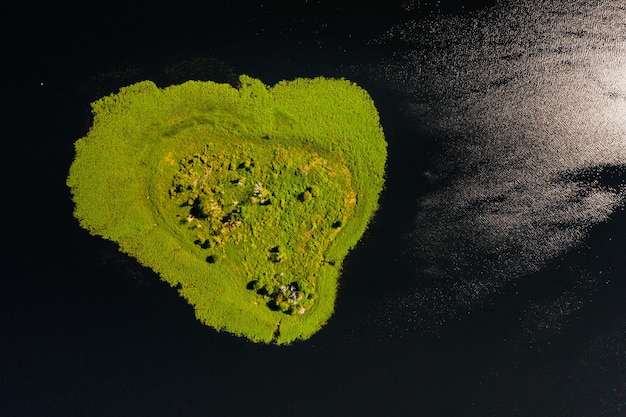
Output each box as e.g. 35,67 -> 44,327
362,0 -> 626,338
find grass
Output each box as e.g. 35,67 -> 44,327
67,75 -> 387,344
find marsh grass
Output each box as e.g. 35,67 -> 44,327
67,75 -> 387,344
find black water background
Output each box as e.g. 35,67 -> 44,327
3,1 -> 625,416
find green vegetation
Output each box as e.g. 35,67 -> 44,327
67,75 -> 387,344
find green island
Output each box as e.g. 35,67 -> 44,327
67,75 -> 387,344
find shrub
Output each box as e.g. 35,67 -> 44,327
298,189 -> 313,202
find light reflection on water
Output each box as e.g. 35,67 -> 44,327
359,0 -> 626,342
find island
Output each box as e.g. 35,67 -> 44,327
67,75 -> 387,344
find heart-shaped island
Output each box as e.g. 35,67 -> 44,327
68,75 -> 387,344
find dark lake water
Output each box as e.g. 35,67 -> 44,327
4,1 -> 625,416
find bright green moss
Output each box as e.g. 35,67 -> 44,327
67,75 -> 387,344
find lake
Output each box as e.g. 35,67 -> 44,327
3,0 -> 624,416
